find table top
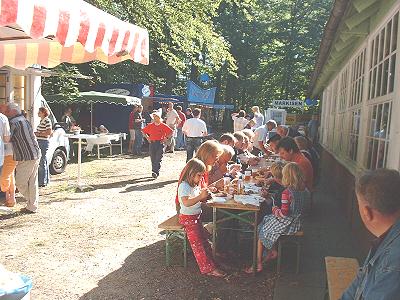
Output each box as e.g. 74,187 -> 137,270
66,133 -> 125,140
207,198 -> 260,211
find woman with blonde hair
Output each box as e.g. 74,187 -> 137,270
251,106 -> 264,129
175,140 -> 223,213
245,162 -> 310,273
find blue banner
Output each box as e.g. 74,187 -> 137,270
187,81 -> 216,104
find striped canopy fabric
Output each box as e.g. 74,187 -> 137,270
0,0 -> 149,69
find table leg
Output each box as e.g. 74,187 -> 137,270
212,207 -> 217,258
120,137 -> 123,154
252,211 -> 258,275
77,138 -> 82,187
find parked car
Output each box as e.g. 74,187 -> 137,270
40,97 -> 70,174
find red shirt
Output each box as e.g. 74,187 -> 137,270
142,122 -> 173,141
291,152 -> 314,191
177,111 -> 186,129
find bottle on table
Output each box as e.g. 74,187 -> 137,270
244,167 -> 252,182
223,173 -> 231,193
237,176 -> 244,195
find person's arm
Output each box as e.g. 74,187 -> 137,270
182,121 -> 188,135
202,121 -> 208,136
3,118 -> 10,142
181,189 -> 209,207
272,189 -> 291,217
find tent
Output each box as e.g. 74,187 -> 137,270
45,91 -> 141,133
0,0 -> 149,69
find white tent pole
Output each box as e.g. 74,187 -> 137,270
90,102 -> 93,134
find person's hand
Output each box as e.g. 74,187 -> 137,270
248,157 -> 260,166
208,186 -> 218,193
199,189 -> 210,202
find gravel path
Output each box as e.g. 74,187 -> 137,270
0,151 -> 275,299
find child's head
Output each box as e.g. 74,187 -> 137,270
282,162 -> 305,190
219,133 -> 236,147
218,145 -> 235,166
181,158 -> 207,187
270,161 -> 286,180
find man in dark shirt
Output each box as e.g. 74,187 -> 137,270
6,103 -> 41,213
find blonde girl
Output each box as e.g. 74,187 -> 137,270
178,158 -> 226,277
246,162 -> 310,273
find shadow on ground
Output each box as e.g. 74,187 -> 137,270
80,240 -> 276,300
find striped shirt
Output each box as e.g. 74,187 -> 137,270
36,117 -> 52,140
9,115 -> 40,161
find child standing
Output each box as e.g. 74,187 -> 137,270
246,162 -> 310,273
178,158 -> 226,277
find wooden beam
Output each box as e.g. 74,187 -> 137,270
335,37 -> 356,52
339,21 -> 370,42
353,0 -> 379,13
345,2 -> 380,30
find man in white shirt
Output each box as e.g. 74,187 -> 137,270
164,102 -> 181,153
182,108 -> 207,162
231,110 -> 249,132
251,119 -> 277,156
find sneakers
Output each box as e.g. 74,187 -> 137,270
152,172 -> 158,179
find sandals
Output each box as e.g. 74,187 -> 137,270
206,268 -> 226,278
243,265 -> 263,274
264,250 -> 278,263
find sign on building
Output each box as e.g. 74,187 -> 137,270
272,99 -> 304,108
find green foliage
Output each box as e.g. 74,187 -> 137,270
42,0 -> 332,113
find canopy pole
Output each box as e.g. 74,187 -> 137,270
90,102 -> 93,134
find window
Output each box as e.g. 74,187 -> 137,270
334,113 -> 347,154
350,49 -> 366,107
348,109 -> 361,161
327,79 -> 338,150
365,102 -> 392,169
338,68 -> 349,111
0,74 -> 6,104
12,75 -> 26,111
368,12 -> 398,99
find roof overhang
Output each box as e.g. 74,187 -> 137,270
308,0 -> 397,98
0,0 -> 149,69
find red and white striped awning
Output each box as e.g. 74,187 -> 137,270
0,0 -> 149,69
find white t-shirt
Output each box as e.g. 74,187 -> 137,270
0,113 -> 10,166
252,113 -> 264,129
178,181 -> 202,215
253,125 -> 268,150
182,118 -> 207,137
232,115 -> 249,132
165,109 -> 179,126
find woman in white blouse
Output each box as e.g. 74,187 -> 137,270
35,107 -> 52,187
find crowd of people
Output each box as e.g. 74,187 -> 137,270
149,105 -> 400,300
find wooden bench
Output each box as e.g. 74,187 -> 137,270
277,231 -> 304,274
325,256 -> 359,300
158,215 -> 187,268
158,215 -> 214,268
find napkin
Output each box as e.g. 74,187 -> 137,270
234,195 -> 263,206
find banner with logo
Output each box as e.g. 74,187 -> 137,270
187,81 -> 216,104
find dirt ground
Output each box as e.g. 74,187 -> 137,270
0,151 -> 276,300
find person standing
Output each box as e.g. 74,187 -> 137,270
341,169 -> 400,300
0,104 -> 16,207
182,108 -> 207,162
165,102 -> 181,153
6,103 -> 41,213
133,105 -> 145,155
251,106 -> 264,129
307,115 -> 319,144
61,107 -> 76,132
142,109 -> 173,178
176,105 -> 186,150
128,105 -> 138,154
231,110 -> 249,132
185,108 -> 194,119
252,120 -> 277,156
35,107 -> 52,187
276,125 -> 303,138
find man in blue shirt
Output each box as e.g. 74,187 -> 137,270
341,169 -> 400,300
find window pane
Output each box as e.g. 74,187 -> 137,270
374,36 -> 379,66
389,54 -> 396,92
386,20 -> 392,57
392,13 -> 398,52
376,63 -> 383,97
379,29 -> 385,62
383,102 -> 391,137
382,58 -> 389,95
